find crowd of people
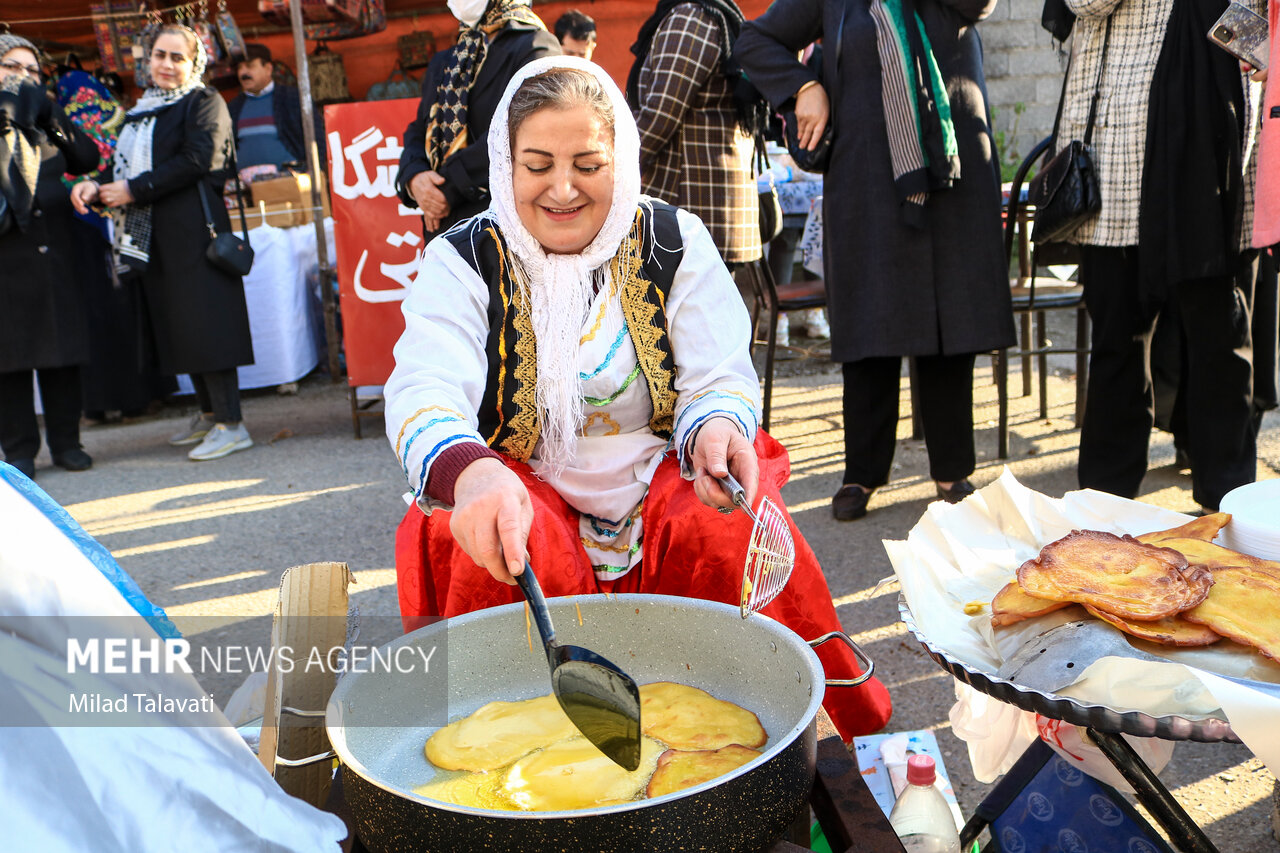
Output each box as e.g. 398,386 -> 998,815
0,25 -> 336,476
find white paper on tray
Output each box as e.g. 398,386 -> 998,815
887,468 -> 1280,780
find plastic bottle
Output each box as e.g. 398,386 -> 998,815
887,755 -> 962,853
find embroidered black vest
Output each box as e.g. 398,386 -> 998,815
445,203 -> 684,462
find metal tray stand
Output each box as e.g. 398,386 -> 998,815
897,594 -> 1238,744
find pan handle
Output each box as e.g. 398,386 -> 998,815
809,631 -> 875,687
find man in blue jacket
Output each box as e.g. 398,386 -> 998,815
228,44 -> 307,170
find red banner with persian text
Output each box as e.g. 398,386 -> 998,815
325,98 -> 420,387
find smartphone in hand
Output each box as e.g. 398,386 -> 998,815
1208,2 -> 1270,71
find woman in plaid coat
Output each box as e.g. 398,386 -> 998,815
1059,0 -> 1263,511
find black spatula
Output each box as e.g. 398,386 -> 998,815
515,560 -> 642,770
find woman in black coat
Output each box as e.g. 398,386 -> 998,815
73,25 -> 255,462
737,0 -> 1015,520
0,35 -> 99,479
394,0 -> 559,237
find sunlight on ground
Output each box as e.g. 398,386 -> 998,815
846,622 -> 906,646
115,535 -> 218,559
64,479 -> 265,523
1168,758 -> 1276,820
831,582 -> 898,607
73,482 -> 373,537
167,567 -> 398,635
1128,758 -> 1278,836
172,568 -> 268,590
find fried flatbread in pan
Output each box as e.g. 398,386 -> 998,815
1082,604 -> 1222,646
639,682 -> 767,750
645,744 -> 762,798
425,694 -> 576,771
990,580 -> 1073,627
1182,566 -> 1280,661
1016,530 -> 1208,620
1135,513 -> 1231,546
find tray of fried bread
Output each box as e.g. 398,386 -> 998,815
888,471 -> 1280,749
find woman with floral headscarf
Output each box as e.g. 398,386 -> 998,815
386,56 -> 892,740
394,0 -> 559,237
72,25 -> 255,462
0,34 -> 99,479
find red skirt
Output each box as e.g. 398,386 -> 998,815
394,431 -> 893,739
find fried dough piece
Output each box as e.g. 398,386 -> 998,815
645,744 -> 763,798
639,682 -> 767,750
1182,566 -> 1280,661
425,694 -> 576,771
501,735 -> 664,811
1016,530 -> 1207,620
1135,513 -> 1231,546
414,768 -> 517,811
1082,604 -> 1222,646
990,580 -> 1072,627
1158,538 -> 1280,579
1178,564 -> 1215,602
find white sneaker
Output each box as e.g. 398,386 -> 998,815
188,423 -> 253,461
805,316 -> 831,341
169,413 -> 215,446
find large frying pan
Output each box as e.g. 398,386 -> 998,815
323,594 -> 873,853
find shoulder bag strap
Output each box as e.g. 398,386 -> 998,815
196,178 -> 219,240
1082,16 -> 1112,146
1046,14 -> 1111,152
228,137 -> 250,239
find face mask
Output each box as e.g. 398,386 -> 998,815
447,0 -> 489,27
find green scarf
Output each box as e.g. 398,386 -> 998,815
869,0 -> 960,227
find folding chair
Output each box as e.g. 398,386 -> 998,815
995,137 -> 1091,459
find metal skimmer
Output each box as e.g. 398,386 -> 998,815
717,473 -> 796,617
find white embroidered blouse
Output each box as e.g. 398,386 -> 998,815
385,206 -> 761,579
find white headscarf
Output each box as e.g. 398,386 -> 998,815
485,56 -> 643,471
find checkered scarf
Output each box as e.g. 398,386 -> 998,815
424,0 -> 545,170
113,27 -> 207,271
0,36 -> 42,226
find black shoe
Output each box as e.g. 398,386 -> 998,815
52,449 -> 93,471
832,484 -> 871,521
6,458 -> 35,479
936,478 -> 976,504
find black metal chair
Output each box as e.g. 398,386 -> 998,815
995,137 -> 1091,459
740,258 -> 827,432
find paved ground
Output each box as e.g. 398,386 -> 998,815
21,341 -> 1280,851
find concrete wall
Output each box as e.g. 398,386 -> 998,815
979,0 -> 1068,178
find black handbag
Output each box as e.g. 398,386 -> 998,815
781,2 -> 844,174
197,161 -> 254,278
1028,18 -> 1111,244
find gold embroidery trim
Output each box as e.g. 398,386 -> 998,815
582,412 -> 622,436
488,227 -> 540,462
617,212 -> 676,436
485,225 -> 511,447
